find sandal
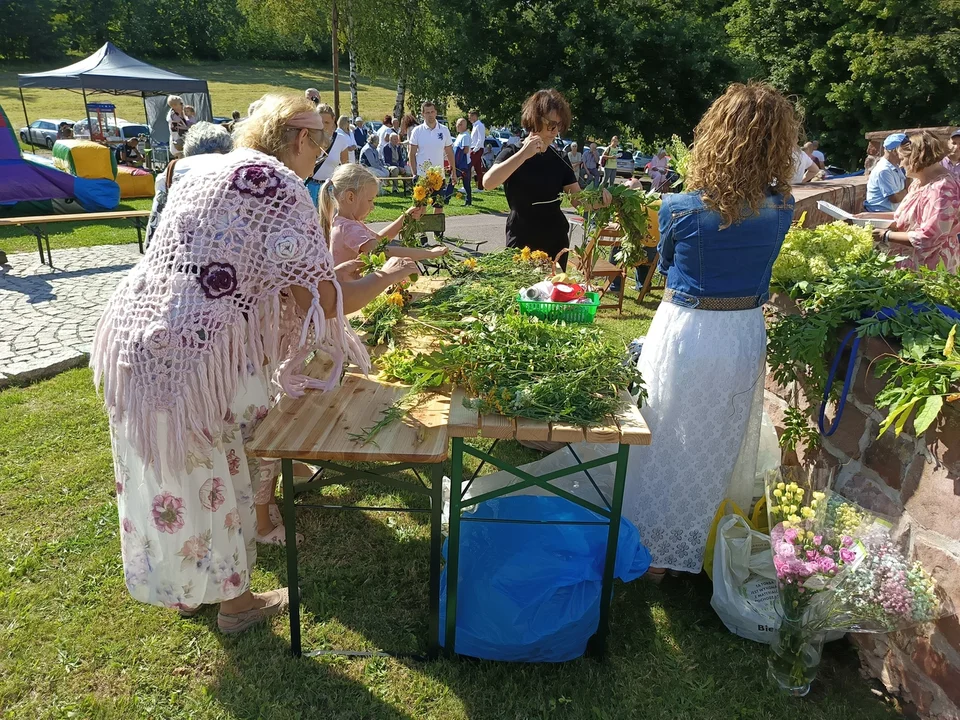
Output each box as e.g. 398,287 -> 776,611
178,605 -> 205,618
217,588 -> 289,635
256,525 -> 303,547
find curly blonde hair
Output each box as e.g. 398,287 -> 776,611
685,82 -> 801,228
233,93 -> 327,159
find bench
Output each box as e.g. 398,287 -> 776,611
0,210 -> 152,267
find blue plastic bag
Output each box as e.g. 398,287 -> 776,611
439,495 -> 651,661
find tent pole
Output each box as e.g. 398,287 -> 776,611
142,93 -> 149,124
81,85 -> 93,142
19,87 -> 29,129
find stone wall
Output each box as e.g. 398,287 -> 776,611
791,176 -> 869,228
764,296 -> 960,719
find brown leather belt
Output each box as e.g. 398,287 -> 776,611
662,288 -> 761,311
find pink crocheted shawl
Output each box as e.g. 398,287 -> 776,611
91,149 -> 369,471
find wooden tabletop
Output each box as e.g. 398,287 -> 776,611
448,388 -> 651,446
246,358 -> 451,463
0,210 -> 151,227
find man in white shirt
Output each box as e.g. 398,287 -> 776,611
408,101 -> 455,179
453,118 -> 473,205
468,110 -> 486,191
811,140 -> 826,168
791,147 -> 818,184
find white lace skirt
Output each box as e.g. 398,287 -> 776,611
624,301 -> 766,573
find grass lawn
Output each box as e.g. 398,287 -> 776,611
0,287 -> 901,718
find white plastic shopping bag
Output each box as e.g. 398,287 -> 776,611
710,514 -> 780,644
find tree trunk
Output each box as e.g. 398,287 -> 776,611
394,77 -> 406,121
347,12 -> 359,119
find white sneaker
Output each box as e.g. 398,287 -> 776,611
473,188 -> 484,193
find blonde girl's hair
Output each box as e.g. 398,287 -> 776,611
318,163 -> 379,243
685,81 -> 801,228
233,93 -> 328,160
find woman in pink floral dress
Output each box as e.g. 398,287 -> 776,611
863,131 -> 960,272
92,94 -> 419,634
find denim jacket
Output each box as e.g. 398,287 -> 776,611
658,190 -> 794,308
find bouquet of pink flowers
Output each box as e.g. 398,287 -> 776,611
764,470 -> 953,696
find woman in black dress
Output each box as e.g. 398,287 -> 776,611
483,89 -> 610,267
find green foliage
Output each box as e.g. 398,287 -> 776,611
351,292 -> 403,345
574,184 -> 660,268
772,221 -> 875,290
431,0 -> 741,141
726,0 -> 960,169
767,254 -> 960,446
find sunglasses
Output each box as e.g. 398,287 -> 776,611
543,120 -> 561,132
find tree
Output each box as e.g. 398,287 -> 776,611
727,0 -> 960,168
0,0 -> 60,60
429,0 -> 740,143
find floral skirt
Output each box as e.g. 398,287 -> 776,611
623,302 -> 766,573
111,372 -> 274,609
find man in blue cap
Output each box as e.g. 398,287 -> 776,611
864,133 -> 910,211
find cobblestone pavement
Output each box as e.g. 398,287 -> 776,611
0,244 -> 142,386
0,214 -> 513,387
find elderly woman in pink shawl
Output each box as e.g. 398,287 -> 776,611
91,93 -> 418,634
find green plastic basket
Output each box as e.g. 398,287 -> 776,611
516,291 -> 600,324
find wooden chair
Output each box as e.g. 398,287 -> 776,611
563,221 -> 628,315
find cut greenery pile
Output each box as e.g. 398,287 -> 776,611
768,253 -> 960,451
349,248 -> 644,444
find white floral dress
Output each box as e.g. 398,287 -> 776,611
113,368 -> 275,609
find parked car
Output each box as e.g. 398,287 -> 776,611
633,152 -> 653,173
364,120 -> 384,137
598,147 -> 636,178
74,118 -> 150,144
484,136 -> 503,156
19,119 -> 74,149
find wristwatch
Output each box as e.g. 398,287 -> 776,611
882,230 -> 891,244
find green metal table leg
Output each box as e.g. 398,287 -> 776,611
445,437 -> 464,657
282,458 -> 302,657
588,443 -> 630,658
428,463 -> 443,659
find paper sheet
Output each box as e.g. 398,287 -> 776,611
816,200 -> 894,228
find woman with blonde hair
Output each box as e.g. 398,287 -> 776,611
319,163 -> 448,267
91,92 -> 418,633
622,82 -> 798,580
861,131 -> 960,272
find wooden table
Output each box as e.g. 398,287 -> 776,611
0,210 -> 151,266
247,358 -> 652,660
245,359 -> 450,658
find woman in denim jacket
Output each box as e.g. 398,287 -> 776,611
623,83 -> 799,580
